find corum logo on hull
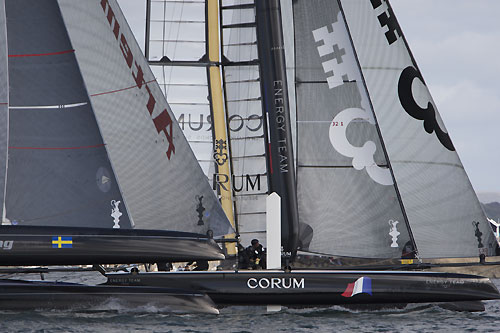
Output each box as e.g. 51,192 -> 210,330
246,277 -> 305,289
0,240 -> 13,250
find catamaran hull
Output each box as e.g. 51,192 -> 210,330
0,279 -> 219,314
106,270 -> 500,306
0,226 -> 224,266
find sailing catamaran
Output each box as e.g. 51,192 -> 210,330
106,0 -> 500,308
0,0 -> 499,312
0,0 -> 233,313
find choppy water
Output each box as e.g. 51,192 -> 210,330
1,272 -> 500,332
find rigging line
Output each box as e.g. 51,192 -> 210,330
90,80 -> 156,97
159,0 -> 204,3
150,39 -> 205,44
161,0 -> 167,68
150,19 -> 205,24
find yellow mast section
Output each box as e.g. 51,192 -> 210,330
207,0 -> 236,245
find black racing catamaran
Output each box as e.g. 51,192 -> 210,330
108,0 -> 500,309
0,0 -> 499,312
0,0 -> 234,313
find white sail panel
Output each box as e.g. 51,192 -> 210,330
340,0 -> 494,257
58,0 -> 233,236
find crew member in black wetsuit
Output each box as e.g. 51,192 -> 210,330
246,239 -> 266,269
185,260 -> 209,271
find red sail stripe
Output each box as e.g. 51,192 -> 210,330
91,79 -> 157,97
341,282 -> 355,297
9,144 -> 105,150
8,49 -> 75,58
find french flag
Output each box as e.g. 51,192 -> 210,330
341,277 -> 372,297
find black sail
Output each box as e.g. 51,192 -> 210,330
4,0 -> 132,228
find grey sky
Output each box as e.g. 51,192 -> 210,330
117,0 -> 500,195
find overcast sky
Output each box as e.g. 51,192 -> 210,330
117,0 -> 500,196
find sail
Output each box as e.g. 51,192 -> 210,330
338,0 -> 494,258
51,0 -> 234,236
146,0 -> 214,178
292,0 -> 413,258
0,2 -> 7,221
4,0 -> 132,228
220,0 -> 270,246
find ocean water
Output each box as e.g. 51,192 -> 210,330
1,273 -> 500,332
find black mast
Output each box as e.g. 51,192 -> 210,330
255,0 -> 299,257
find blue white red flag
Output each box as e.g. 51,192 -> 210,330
341,277 -> 372,297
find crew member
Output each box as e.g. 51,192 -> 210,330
185,260 -> 209,271
246,239 -> 266,269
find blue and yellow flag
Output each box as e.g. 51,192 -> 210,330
52,236 -> 73,248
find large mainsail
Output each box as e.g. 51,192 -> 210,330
57,0 -> 232,236
292,0 -> 413,258
0,0 -> 233,237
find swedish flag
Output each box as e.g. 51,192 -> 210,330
52,236 -> 73,248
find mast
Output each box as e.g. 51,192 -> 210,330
207,0 -> 236,253
255,0 -> 299,255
